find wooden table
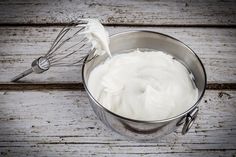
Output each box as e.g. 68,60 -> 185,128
0,1 -> 236,156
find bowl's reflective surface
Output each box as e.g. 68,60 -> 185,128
82,31 -> 207,140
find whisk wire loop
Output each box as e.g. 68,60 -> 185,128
11,20 -> 96,82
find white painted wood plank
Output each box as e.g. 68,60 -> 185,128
0,27 -> 236,83
0,0 -> 236,25
0,90 -> 235,156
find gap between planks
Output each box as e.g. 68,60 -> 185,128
1,23 -> 236,28
0,83 -> 235,91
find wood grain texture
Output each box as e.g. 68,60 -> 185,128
0,90 -> 235,156
0,1 -> 236,156
0,26 -> 236,84
0,0 -> 236,26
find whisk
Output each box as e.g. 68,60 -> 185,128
11,20 -> 96,82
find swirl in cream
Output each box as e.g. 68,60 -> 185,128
88,49 -> 198,121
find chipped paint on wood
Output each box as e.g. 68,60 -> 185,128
0,27 -> 236,83
0,90 -> 235,156
0,0 -> 236,26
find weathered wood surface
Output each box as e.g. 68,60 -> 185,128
0,90 -> 235,156
0,0 -> 236,26
1,27 -> 236,84
1,0 -> 236,156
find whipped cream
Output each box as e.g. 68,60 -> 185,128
80,19 -> 111,57
87,49 -> 198,121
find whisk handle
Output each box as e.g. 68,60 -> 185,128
11,68 -> 33,82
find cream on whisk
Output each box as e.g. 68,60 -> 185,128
87,49 -> 198,121
81,19 -> 111,57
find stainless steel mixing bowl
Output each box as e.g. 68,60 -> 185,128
82,31 -> 207,140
